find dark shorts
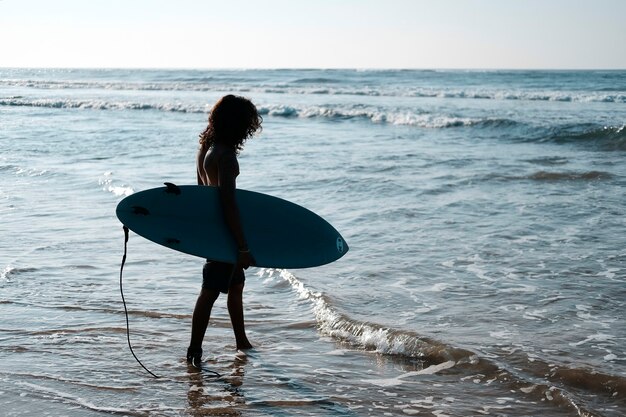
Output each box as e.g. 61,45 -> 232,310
202,260 -> 245,294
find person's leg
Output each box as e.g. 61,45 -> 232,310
227,282 -> 253,350
188,288 -> 219,365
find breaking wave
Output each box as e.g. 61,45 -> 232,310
0,97 -> 207,113
263,268 -> 626,415
1,78 -> 624,102
267,268 -> 471,362
259,104 -> 519,128
510,124 -> 626,151
1,265 -> 38,281
3,96 -> 623,151
0,97 -> 516,128
542,124 -> 626,150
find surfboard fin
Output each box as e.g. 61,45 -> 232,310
164,182 -> 181,195
131,206 -> 150,215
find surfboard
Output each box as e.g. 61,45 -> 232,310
115,183 -> 348,268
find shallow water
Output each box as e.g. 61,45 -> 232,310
1,69 -> 625,416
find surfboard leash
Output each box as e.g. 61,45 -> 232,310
120,225 -> 160,379
120,225 -> 223,380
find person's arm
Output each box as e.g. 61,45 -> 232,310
215,152 -> 254,268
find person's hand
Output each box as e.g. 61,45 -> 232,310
237,249 -> 255,270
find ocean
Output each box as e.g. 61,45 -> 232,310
1,68 -> 625,416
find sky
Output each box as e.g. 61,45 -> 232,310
0,0 -> 624,69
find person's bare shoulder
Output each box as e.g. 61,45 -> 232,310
216,148 -> 240,179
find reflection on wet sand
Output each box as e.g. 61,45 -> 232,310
186,351 -> 249,416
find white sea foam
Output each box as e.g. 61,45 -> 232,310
98,173 -> 134,196
489,330 -> 515,340
13,166 -> 48,177
265,268 -> 439,358
426,283 -> 452,292
597,268 -> 619,279
2,78 -> 624,102
466,261 -> 495,282
0,97 -> 207,113
0,97 -> 496,128
1,265 -> 15,281
107,186 -> 134,196
500,284 -> 537,293
364,361 -> 457,387
523,309 -> 547,320
258,104 -> 506,128
569,333 -> 614,347
2,96 -> 620,138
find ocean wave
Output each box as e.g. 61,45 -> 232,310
257,104 -> 519,128
524,156 -> 570,166
526,171 -> 613,181
269,268 -> 470,362
0,162 -> 49,177
487,170 -> 614,182
399,88 -> 626,103
2,78 -> 624,102
291,77 -> 342,84
543,124 -> 626,150
0,97 -> 518,129
1,265 -> 38,281
268,268 -> 626,414
0,97 -> 207,114
3,96 -> 622,143
0,79 -> 212,92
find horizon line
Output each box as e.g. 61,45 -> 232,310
1,66 -> 625,71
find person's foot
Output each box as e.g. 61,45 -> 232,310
186,346 -> 203,368
236,339 -> 253,350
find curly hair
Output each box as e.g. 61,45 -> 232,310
199,95 -> 262,152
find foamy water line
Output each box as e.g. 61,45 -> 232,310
267,268 -> 626,415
